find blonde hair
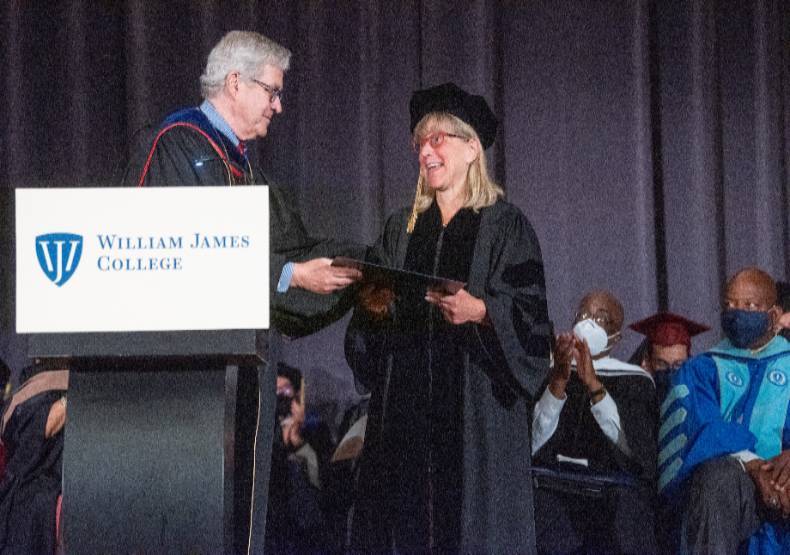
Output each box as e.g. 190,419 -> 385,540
407,113 -> 503,232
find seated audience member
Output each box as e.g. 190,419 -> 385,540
326,395 -> 369,551
659,267 -> 790,554
0,358 -> 10,479
0,365 -> 68,554
0,358 -> 9,405
265,363 -> 335,553
628,314 -> 709,555
630,312 -> 710,401
532,290 -> 658,555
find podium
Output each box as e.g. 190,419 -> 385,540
16,187 -> 274,553
29,330 -> 267,553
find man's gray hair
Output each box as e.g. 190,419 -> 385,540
200,31 -> 291,99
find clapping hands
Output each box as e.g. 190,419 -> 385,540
549,333 -> 603,400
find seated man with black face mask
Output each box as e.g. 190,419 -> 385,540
659,267 -> 790,554
532,290 -> 658,555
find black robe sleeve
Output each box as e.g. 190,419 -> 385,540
0,391 -> 64,553
606,376 -> 659,482
266,183 -> 368,337
343,210 -> 405,392
470,204 -> 553,399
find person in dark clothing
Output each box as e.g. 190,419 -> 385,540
532,290 -> 658,555
0,367 -> 68,555
0,359 -> 9,407
122,30 -> 364,335
266,363 -> 336,553
628,311 -> 709,552
345,82 -> 552,553
325,396 -> 369,551
121,30 -> 366,551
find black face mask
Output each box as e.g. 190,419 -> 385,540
275,394 -> 293,421
720,309 -> 772,349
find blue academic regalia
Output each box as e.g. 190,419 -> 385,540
659,335 -> 790,554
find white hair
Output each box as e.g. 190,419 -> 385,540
200,31 -> 291,99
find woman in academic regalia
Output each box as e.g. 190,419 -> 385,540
345,83 -> 553,554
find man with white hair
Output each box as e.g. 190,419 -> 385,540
124,30 -> 363,315
123,30 -> 366,552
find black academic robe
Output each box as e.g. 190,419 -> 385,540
123,108 -> 366,553
0,387 -> 65,555
345,200 -> 552,553
265,422 -> 335,554
532,369 -> 659,554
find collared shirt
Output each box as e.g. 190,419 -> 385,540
199,100 -> 241,150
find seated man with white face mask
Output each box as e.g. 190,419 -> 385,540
531,289 -> 658,555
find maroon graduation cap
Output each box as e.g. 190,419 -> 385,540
629,312 -> 710,351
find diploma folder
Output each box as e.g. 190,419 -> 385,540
331,256 -> 465,295
531,465 -> 639,499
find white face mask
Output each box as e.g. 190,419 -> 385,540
572,319 -> 611,357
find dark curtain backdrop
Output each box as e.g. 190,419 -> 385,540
1,1 -> 788,414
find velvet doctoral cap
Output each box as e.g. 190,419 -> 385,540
629,312 -> 710,352
409,82 -> 498,149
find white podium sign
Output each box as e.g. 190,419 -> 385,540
16,187 -> 270,333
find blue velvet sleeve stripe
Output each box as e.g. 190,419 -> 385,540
660,384 -> 689,418
659,407 -> 687,443
658,458 -> 683,492
658,354 -> 756,498
658,434 -> 687,467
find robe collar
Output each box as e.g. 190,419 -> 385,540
571,356 -> 655,383
709,335 -> 790,360
161,105 -> 248,170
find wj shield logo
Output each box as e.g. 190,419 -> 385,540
36,233 -> 83,287
769,370 -> 787,387
726,371 -> 744,387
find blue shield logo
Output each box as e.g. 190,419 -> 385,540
36,233 -> 83,286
